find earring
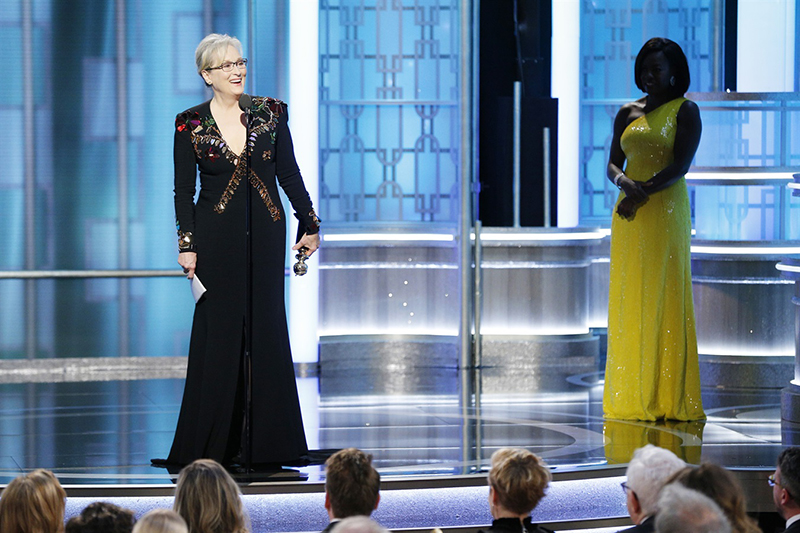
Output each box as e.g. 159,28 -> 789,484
670,76 -> 676,86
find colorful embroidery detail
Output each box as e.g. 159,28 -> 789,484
176,111 -> 202,133
213,158 -> 280,221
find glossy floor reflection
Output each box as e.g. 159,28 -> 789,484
0,367 -> 794,485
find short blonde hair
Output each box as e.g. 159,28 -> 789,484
488,448 -> 551,515
173,459 -> 249,533
0,469 -> 67,533
195,33 -> 243,74
132,509 -> 188,533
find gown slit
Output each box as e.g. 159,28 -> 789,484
166,97 -> 315,465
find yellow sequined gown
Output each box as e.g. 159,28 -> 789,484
603,97 -> 705,421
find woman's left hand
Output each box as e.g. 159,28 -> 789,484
616,197 -> 639,218
292,232 -> 320,256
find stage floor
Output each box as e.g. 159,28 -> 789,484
0,365 -> 793,486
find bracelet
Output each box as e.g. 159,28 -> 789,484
613,172 -> 624,189
178,231 -> 197,253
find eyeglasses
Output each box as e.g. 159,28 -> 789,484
770,474 -> 793,497
621,482 -> 631,494
207,59 -> 248,73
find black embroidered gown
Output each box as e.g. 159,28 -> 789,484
167,97 -> 319,465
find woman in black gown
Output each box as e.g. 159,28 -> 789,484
165,33 -> 320,466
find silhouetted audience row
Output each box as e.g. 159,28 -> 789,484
1,445 -> 798,533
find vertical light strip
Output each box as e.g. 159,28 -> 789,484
551,0 -> 580,227
247,0 -> 255,94
460,0 -> 475,371
115,0 -> 132,466
22,0 -> 36,359
460,0 -> 478,474
116,0 -> 130,357
202,0 -> 213,35
786,0 -> 796,89
738,0 -> 795,91
288,0 -> 319,363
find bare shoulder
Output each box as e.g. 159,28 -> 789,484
677,99 -> 702,127
678,99 -> 700,116
614,98 -> 646,129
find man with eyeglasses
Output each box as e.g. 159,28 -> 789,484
619,444 -> 686,533
773,448 -> 800,533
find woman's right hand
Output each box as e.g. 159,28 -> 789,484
178,252 -> 197,279
618,175 -> 648,203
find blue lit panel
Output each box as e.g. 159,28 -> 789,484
579,0 -> 716,226
319,1 -> 460,224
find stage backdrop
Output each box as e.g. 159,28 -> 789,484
0,0 -> 294,361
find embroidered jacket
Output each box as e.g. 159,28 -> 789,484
173,97 -> 320,252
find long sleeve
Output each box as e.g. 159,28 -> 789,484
273,105 -> 320,235
173,114 -> 198,251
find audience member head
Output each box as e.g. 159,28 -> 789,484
774,447 -> 800,519
324,448 -> 381,520
65,502 -> 135,533
624,444 -> 685,524
0,469 -> 66,533
655,484 -> 731,533
668,463 -> 759,533
331,516 -> 389,533
132,509 -> 188,533
487,448 -> 551,519
173,459 -> 248,533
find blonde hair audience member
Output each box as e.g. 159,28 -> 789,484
132,509 -> 188,533
668,464 -> 759,533
0,469 -> 66,533
482,448 -> 552,533
173,459 -> 249,533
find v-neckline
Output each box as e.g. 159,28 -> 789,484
207,101 -> 245,158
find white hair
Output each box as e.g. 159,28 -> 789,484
655,484 -> 731,533
331,516 -> 389,533
625,444 -> 686,515
195,33 -> 243,74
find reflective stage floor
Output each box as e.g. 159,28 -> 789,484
0,366 -> 793,482
0,365 -> 793,531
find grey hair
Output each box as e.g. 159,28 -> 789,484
625,444 -> 686,515
331,516 -> 389,533
195,33 -> 243,74
655,484 -> 731,533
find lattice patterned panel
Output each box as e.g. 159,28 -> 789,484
579,0 -> 715,225
319,0 -> 460,223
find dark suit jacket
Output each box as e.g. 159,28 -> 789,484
477,517 -> 554,533
617,516 -> 655,533
321,521 -> 339,533
784,517 -> 800,533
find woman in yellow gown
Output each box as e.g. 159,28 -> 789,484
603,38 -> 705,421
